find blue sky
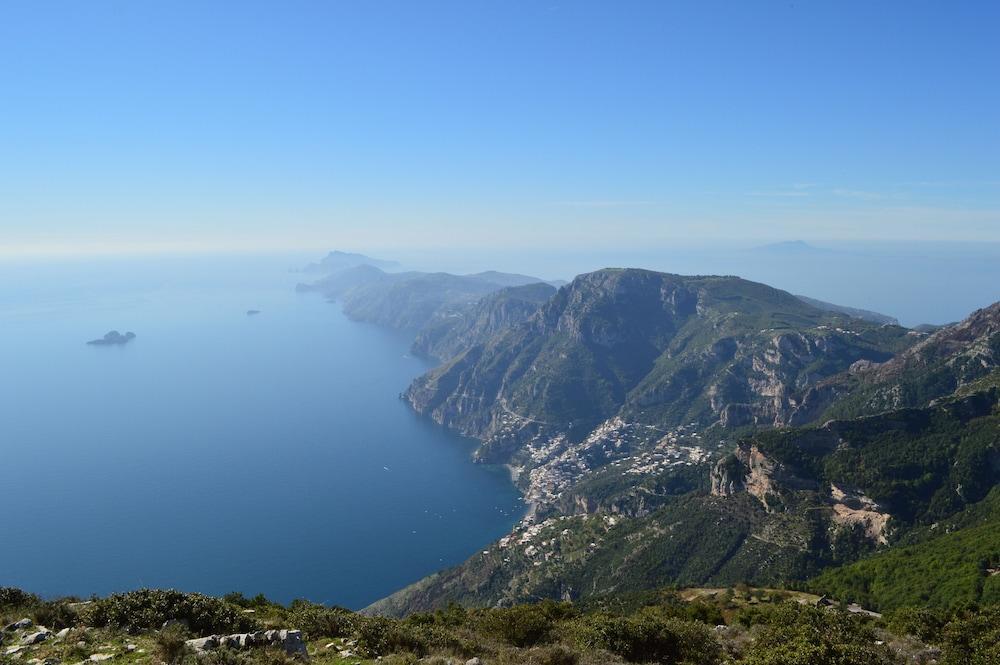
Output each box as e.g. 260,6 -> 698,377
1,1 -> 998,256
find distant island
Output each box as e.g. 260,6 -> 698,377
246,309 -> 261,316
302,250 -> 400,274
86,330 -> 136,346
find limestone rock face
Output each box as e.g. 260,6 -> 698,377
829,484 -> 892,545
710,441 -> 821,510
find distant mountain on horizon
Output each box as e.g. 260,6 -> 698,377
297,264 -> 554,333
302,250 -> 400,274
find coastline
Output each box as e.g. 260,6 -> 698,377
314,295 -> 533,597
504,462 -> 539,524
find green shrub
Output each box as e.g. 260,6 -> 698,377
739,603 -> 898,665
378,655 -> 420,665
82,589 -> 258,635
941,606 -> 1000,665
476,606 -> 554,647
356,616 -> 427,657
568,608 -> 721,665
155,623 -> 191,665
674,601 -> 726,626
0,588 -> 36,611
31,601 -> 79,629
526,644 -> 579,665
222,593 -> 275,610
286,602 -> 358,640
885,606 -> 946,642
405,603 -> 470,629
199,648 -> 299,665
474,602 -> 576,647
412,624 -> 478,658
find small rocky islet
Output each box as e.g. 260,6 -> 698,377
85,331 -> 136,346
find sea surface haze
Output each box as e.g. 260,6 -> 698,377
0,254 -> 522,609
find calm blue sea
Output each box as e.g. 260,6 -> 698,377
0,254 -> 522,609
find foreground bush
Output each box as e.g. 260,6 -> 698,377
155,623 -> 191,665
473,602 -> 576,647
0,587 -> 37,610
737,603 -> 897,665
82,589 -> 259,635
940,606 -> 1000,665
356,616 -> 429,657
285,601 -> 358,640
31,601 -> 79,629
568,607 -> 721,665
885,606 -> 946,643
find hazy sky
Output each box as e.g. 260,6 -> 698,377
1,1 -> 998,256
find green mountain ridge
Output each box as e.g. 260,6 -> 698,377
358,268 -> 1000,618
297,265 -> 551,333
292,260 -> 1000,621
411,282 -> 558,362
405,268 -> 912,458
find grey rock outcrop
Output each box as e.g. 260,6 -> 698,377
185,636 -> 219,653
22,630 -> 51,645
4,618 -> 32,632
185,629 -> 307,658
